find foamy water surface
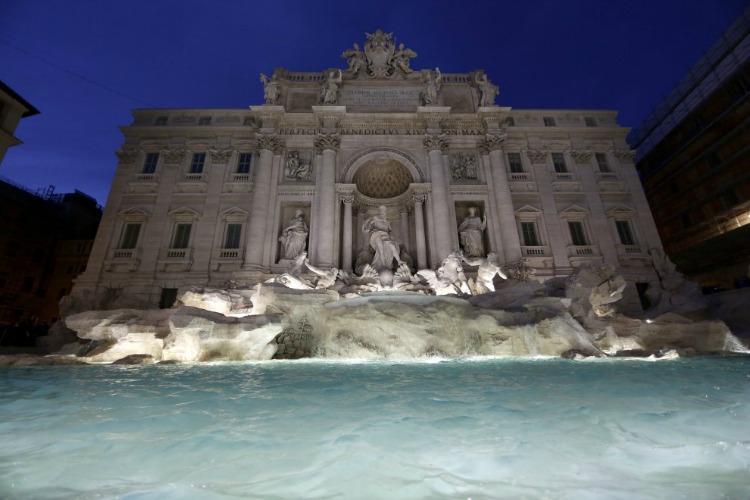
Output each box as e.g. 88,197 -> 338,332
1,357 -> 749,498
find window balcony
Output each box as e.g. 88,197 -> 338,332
135,173 -> 157,181
231,173 -> 251,182
521,245 -> 550,256
509,172 -> 530,181
105,248 -> 140,272
162,247 -> 192,260
555,172 -> 575,181
183,173 -> 204,182
112,248 -> 136,259
216,247 -> 244,260
596,172 -> 618,181
568,245 -> 597,257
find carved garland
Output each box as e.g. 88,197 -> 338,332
163,150 -> 187,163
613,149 -> 636,162
210,149 -> 234,163
570,150 -> 592,163
116,149 -> 139,163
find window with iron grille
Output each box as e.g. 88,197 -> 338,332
507,152 -> 524,173
198,116 -> 211,125
171,223 -> 192,249
190,153 -> 206,173
521,222 -> 540,246
142,153 -> 159,174
543,116 -> 556,127
595,153 -> 610,172
224,224 -> 242,249
584,117 -> 597,127
119,223 -> 141,249
615,220 -> 635,245
154,116 -> 168,126
568,221 -> 587,246
237,153 -> 252,173
552,153 -> 568,173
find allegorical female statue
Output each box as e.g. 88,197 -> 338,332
279,209 -> 309,260
458,207 -> 487,257
260,73 -> 280,104
320,69 -> 343,105
362,205 -> 405,271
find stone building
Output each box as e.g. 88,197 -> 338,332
74,30 -> 664,311
0,180 -> 101,331
629,7 -> 750,289
0,80 -> 39,167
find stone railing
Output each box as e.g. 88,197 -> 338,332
112,248 -> 137,259
162,247 -> 192,260
509,172 -> 530,181
184,173 -> 204,182
521,246 -> 549,256
135,173 -> 157,181
215,248 -> 244,259
569,245 -> 596,257
231,173 -> 251,183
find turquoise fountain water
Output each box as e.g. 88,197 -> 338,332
1,358 -> 749,498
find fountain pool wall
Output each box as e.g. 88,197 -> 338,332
1,358 -> 749,498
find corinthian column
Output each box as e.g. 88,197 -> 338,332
424,134 -> 453,263
481,134 -> 522,264
313,133 -> 340,268
412,192 -> 428,269
340,192 -> 355,272
244,134 -> 281,270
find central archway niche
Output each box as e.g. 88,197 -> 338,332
343,149 -> 424,272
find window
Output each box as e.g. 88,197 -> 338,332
595,153 -> 610,172
615,220 -> 635,245
237,153 -> 252,173
198,116 -> 211,125
224,224 -> 242,249
142,153 -> 159,174
584,117 -> 597,127
568,221 -> 588,246
521,222 -> 540,246
171,223 -> 192,249
159,288 -> 178,309
118,223 -> 141,249
505,116 -> 515,127
552,153 -> 568,173
190,153 -> 206,173
507,152 -> 524,173
154,116 -> 168,126
543,116 -> 556,127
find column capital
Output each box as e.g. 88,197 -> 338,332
570,150 -> 592,164
256,134 -> 283,154
163,149 -> 187,164
478,133 -> 507,154
525,149 -> 548,164
314,133 -> 341,153
209,149 -> 234,163
116,148 -> 139,163
612,148 -> 636,162
411,191 -> 428,205
423,134 -> 448,152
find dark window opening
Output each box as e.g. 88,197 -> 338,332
159,288 -> 178,309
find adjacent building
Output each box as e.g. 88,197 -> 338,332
0,179 -> 101,330
0,80 -> 39,167
629,7 -> 750,289
73,30 -> 666,312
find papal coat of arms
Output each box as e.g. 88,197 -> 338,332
341,29 -> 417,79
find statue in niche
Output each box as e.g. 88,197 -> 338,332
260,73 -> 280,104
342,43 -> 365,76
285,151 -> 312,181
278,209 -> 309,260
362,205 -> 405,272
421,67 -> 442,105
458,207 -> 487,257
475,73 -> 499,107
391,43 -> 417,74
320,69 -> 343,104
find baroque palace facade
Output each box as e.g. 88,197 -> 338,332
74,31 -> 664,310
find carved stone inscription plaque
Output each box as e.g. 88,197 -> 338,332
339,86 -> 422,110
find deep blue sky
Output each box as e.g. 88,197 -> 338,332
1,0 -> 746,204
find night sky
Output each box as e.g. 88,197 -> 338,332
1,0 -> 746,204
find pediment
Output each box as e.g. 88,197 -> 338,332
559,204 -> 589,215
168,206 -> 201,219
118,207 -> 150,218
606,205 -> 635,217
220,207 -> 249,219
514,204 -> 543,214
